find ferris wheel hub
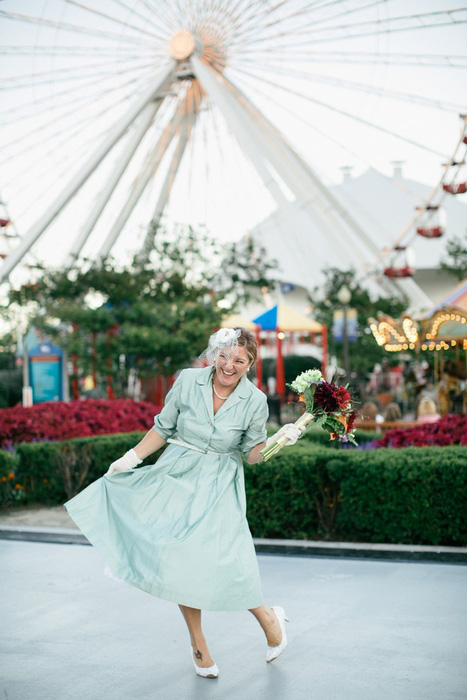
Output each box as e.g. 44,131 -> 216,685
169,31 -> 196,60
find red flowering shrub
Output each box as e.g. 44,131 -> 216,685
0,399 -> 161,448
376,414 -> 467,448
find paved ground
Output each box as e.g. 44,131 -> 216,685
0,504 -> 78,529
1,539 -> 467,700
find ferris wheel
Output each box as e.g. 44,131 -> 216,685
1,0 -> 467,301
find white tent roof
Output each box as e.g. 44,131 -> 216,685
250,168 -> 467,303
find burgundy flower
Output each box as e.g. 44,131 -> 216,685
313,381 -> 339,413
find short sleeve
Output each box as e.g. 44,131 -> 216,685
239,395 -> 269,460
152,371 -> 184,440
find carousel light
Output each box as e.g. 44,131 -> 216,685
426,333 -> 432,339
436,344 -> 441,350
409,343 -> 415,349
452,340 -> 456,346
422,344 -> 427,350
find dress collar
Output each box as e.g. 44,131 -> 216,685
196,365 -> 251,400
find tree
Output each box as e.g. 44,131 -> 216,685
2,225 -> 275,398
440,234 -> 467,280
310,268 -> 407,384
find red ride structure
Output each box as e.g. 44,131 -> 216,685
383,246 -> 416,279
416,205 -> 446,238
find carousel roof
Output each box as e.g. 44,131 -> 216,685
419,279 -> 467,319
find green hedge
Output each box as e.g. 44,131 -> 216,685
0,449 -> 21,506
245,444 -> 467,546
3,434 -> 467,546
12,432 -> 160,505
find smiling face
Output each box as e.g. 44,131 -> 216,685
214,344 -> 252,389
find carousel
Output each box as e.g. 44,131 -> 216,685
369,279 -> 467,413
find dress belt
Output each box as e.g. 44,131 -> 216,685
166,437 -> 236,456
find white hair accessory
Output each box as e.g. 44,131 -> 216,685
199,327 -> 241,365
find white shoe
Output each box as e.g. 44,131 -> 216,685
191,650 -> 219,679
266,606 -> 290,663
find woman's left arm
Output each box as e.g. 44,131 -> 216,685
240,394 -> 269,464
245,442 -> 267,464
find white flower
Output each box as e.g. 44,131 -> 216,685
215,328 -> 238,345
290,369 -> 323,393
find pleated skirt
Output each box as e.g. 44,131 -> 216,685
63,444 -> 264,611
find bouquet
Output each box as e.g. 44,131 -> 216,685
260,369 -> 358,461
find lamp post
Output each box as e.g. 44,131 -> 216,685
337,284 -> 351,378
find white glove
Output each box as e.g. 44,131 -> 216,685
266,423 -> 305,448
105,449 -> 142,475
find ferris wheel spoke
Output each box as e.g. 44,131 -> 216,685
105,0 -> 174,37
1,55 -> 156,89
8,94 -> 177,209
0,67 -> 159,152
58,0 -> 169,43
250,50 -> 467,68
0,45 -> 157,58
234,69 -> 431,208
231,0 -> 387,44
0,60 -> 165,125
232,60 -> 465,113
233,8 -> 467,51
137,0 -> 180,33
0,9 -> 159,48
0,69 -> 162,166
0,64 -> 157,108
229,64 -> 448,159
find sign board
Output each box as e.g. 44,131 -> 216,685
28,342 -> 63,403
332,308 -> 358,343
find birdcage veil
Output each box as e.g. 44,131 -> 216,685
199,328 -> 242,365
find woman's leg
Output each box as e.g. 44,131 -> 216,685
249,605 -> 282,646
179,604 -> 215,667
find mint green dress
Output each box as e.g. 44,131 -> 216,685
63,366 -> 269,611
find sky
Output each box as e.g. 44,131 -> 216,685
0,0 -> 467,300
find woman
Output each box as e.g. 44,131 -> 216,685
64,327 -> 302,679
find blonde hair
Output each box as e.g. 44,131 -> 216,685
234,327 -> 258,366
417,397 -> 438,417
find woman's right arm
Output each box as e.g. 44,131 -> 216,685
106,372 -> 184,475
133,428 -> 167,460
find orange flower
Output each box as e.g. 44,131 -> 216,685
14,484 -> 22,490
8,473 -> 15,480
0,476 -> 7,483
329,415 -> 347,441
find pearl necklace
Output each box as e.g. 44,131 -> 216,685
212,379 -> 230,400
